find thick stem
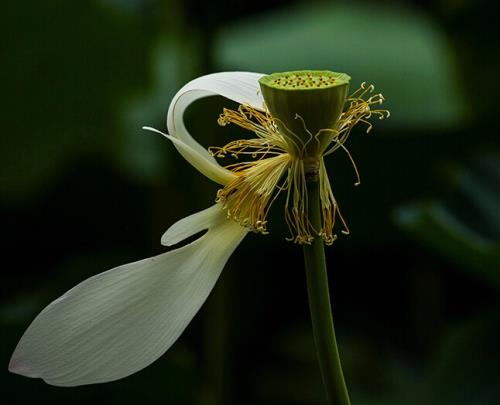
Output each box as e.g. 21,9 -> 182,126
303,178 -> 351,405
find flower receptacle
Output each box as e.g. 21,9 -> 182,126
259,70 -> 350,158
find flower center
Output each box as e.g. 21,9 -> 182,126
259,70 -> 351,158
210,78 -> 389,245
267,71 -> 344,90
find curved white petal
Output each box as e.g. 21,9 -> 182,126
9,209 -> 248,386
167,71 -> 265,185
162,203 -> 223,246
143,127 -> 236,185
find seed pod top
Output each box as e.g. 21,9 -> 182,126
259,70 -> 351,157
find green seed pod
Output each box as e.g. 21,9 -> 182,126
259,70 -> 351,158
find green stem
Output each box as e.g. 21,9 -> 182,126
303,178 -> 351,405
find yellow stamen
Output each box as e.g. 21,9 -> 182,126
325,82 -> 390,157
213,104 -> 290,155
210,83 -> 388,244
216,153 -> 291,234
318,159 -> 350,245
284,159 -> 314,244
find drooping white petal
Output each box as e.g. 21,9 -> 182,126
143,127 -> 236,185
167,71 -> 265,185
9,208 -> 248,386
162,203 -> 223,246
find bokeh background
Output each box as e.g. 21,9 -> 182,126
2,0 -> 499,404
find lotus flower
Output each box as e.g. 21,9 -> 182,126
9,71 -> 388,387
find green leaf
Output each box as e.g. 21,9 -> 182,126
394,154 -> 500,287
421,312 -> 500,405
1,1 -> 146,200
215,2 -> 466,130
118,38 -> 184,182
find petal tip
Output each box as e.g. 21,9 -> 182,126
160,234 -> 174,247
8,355 -> 37,378
142,126 -> 168,137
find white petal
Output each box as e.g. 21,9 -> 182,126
9,210 -> 248,386
161,203 -> 223,246
167,71 -> 265,185
143,127 -> 236,185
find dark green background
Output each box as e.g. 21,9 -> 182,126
2,0 -> 499,404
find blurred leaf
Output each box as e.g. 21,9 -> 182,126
118,38 -> 185,182
254,326 -> 423,405
264,316 -> 500,404
0,293 -> 47,325
394,154 -> 500,287
420,311 -> 500,405
0,1 -> 147,200
446,154 -> 500,237
99,0 -> 145,14
215,2 -> 466,130
253,328 -> 325,404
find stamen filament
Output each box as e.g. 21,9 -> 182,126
210,82 -> 387,244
